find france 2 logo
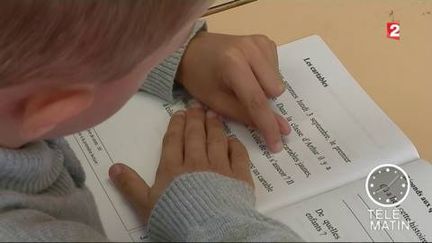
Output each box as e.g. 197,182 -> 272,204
387,22 -> 400,40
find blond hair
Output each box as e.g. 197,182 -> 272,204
0,0 -> 204,88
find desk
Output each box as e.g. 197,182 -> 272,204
205,0 -> 432,161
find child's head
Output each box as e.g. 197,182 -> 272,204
0,0 -> 209,148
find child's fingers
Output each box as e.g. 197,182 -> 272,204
206,91 -> 253,127
159,110 -> 186,170
205,110 -> 230,175
224,61 -> 282,153
275,112 -> 291,135
109,163 -> 151,222
248,37 -> 285,98
184,103 -> 208,168
229,137 -> 254,188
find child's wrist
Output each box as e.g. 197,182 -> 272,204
147,172 -> 255,241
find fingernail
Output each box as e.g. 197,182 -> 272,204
109,164 -> 124,179
188,99 -> 202,109
174,110 -> 185,116
206,110 -> 217,118
281,121 -> 291,135
279,82 -> 285,93
271,141 -> 283,153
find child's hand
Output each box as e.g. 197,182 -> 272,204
177,32 -> 290,153
108,105 -> 254,223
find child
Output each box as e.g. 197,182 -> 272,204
0,1 -> 300,241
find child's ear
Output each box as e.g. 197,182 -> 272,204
19,86 -> 95,140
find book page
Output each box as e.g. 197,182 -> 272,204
65,35 -> 419,241
66,95 -> 185,242
266,159 -> 432,242
227,35 -> 418,211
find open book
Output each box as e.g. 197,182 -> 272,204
65,35 -> 432,242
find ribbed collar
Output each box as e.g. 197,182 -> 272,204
0,139 -> 85,193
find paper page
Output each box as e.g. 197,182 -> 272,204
266,159 -> 432,242
66,95 -> 186,242
65,35 -> 419,241
227,35 -> 418,212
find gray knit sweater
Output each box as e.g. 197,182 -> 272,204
0,21 -> 302,242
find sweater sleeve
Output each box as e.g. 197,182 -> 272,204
147,172 -> 303,242
139,20 -> 207,102
0,209 -> 108,242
